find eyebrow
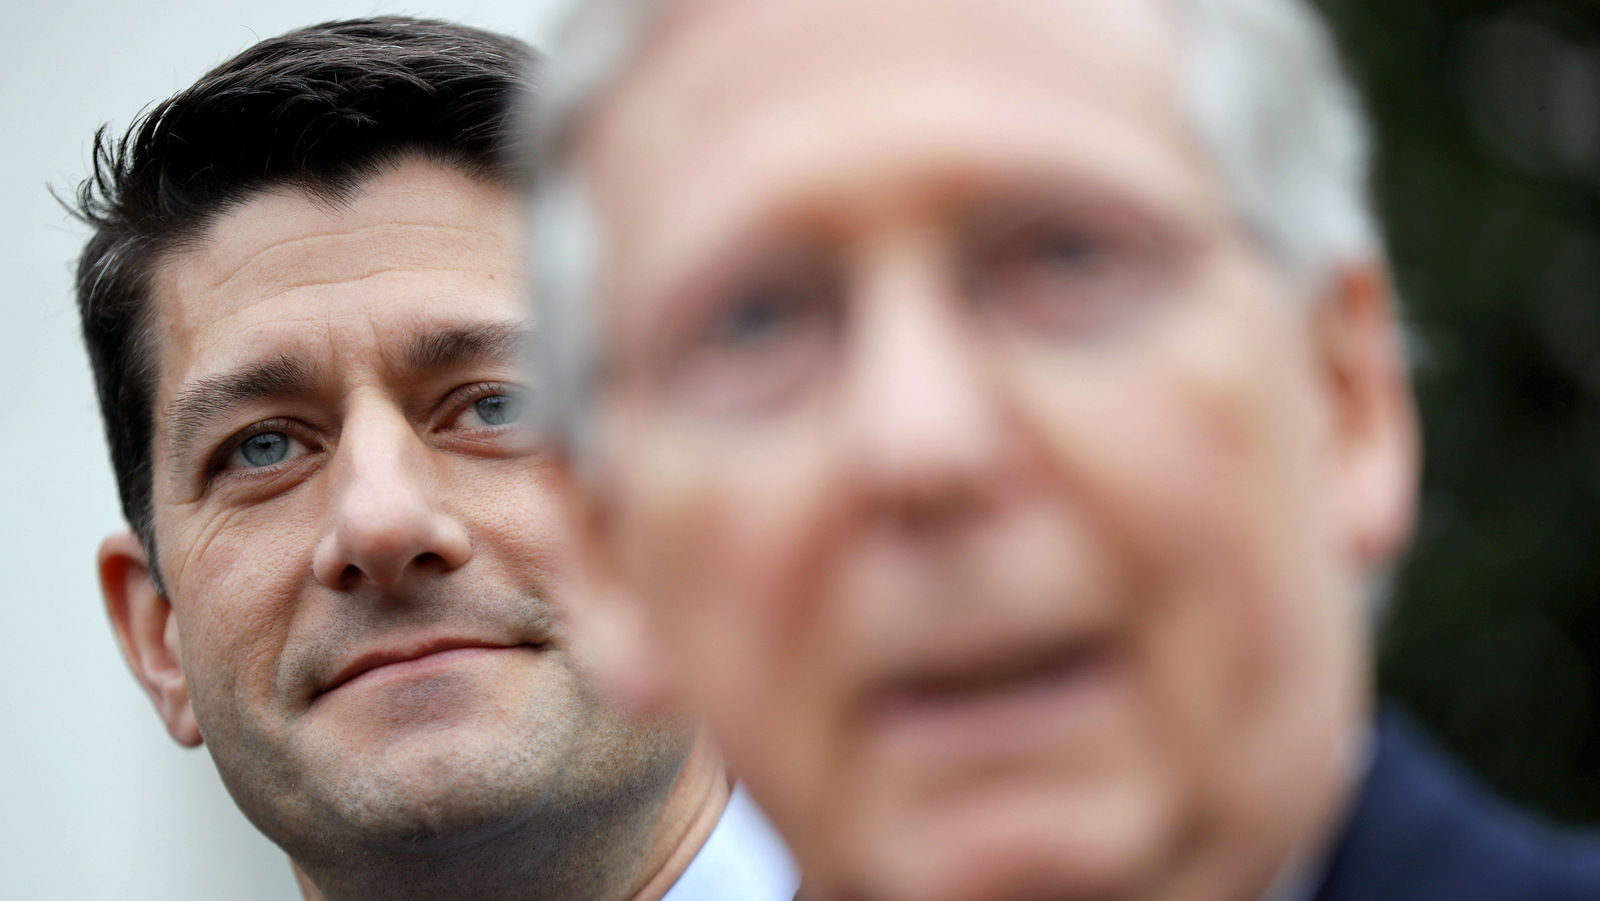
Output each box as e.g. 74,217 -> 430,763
165,354 -> 321,470
399,320 -> 529,373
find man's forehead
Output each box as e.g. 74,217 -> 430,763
592,0 -> 1185,178
147,161 -> 526,389
152,162 -> 521,335
584,0 -> 1202,303
645,0 -> 1182,86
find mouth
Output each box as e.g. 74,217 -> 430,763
863,638 -> 1118,762
315,638 -> 545,702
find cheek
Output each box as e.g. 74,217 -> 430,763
458,459 -> 578,590
618,417 -> 832,666
612,417 -> 847,811
1000,307 -> 1336,756
160,502 -> 316,720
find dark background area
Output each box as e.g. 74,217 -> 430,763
1315,0 -> 1600,823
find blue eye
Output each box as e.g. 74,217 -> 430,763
473,394 -> 523,426
238,432 -> 290,468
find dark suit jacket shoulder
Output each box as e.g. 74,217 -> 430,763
1314,709 -> 1600,901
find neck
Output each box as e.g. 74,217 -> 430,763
290,729 -> 730,901
623,730 -> 732,901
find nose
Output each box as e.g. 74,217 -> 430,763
312,408 -> 472,591
839,237 -> 1006,520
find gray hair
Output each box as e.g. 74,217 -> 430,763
526,0 -> 1382,454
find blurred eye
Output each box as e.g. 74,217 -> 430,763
655,251 -> 844,418
708,285 -> 811,347
451,391 -> 526,429
226,431 -> 306,470
1026,231 -> 1102,271
969,209 -> 1170,339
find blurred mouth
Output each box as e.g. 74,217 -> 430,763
864,639 -> 1118,762
315,638 -> 546,703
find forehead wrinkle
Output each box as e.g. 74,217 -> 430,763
195,221 -> 509,301
164,354 -> 323,472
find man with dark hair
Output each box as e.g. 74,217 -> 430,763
73,17 -> 796,901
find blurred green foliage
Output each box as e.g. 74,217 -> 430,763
1314,0 -> 1600,822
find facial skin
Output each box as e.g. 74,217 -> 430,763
98,159 -> 725,901
565,1 -> 1419,900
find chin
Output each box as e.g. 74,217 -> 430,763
322,730 -> 556,847
840,772 -> 1179,901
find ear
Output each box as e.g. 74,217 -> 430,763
98,531 -> 202,747
1312,262 -> 1420,570
553,458 -> 682,716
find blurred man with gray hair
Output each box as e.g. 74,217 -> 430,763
526,0 -> 1600,899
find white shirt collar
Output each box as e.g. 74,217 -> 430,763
662,784 -> 801,901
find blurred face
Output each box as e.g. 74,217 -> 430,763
571,0 -> 1416,899
139,160 -> 685,859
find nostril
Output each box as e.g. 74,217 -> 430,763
412,551 -> 447,572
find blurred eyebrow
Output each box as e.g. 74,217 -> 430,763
399,320 -> 529,373
166,355 -> 320,468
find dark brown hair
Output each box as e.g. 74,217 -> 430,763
70,17 -> 533,586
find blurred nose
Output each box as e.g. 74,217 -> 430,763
312,406 -> 472,591
839,236 -> 1005,518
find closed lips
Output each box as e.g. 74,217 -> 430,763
316,639 -> 534,700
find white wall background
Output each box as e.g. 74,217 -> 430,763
0,2 -> 568,897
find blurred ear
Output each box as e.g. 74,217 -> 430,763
554,460 -> 682,716
1312,261 -> 1419,570
98,531 -> 201,747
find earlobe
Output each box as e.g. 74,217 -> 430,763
1315,263 -> 1420,569
98,531 -> 202,747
